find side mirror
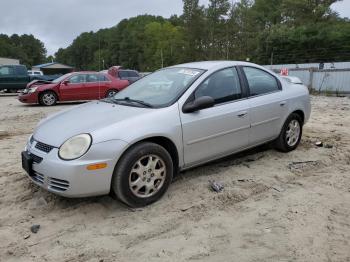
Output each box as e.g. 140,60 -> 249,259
183,96 -> 215,113
62,80 -> 69,85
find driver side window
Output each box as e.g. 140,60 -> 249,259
69,74 -> 86,84
194,67 -> 242,104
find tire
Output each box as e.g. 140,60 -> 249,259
274,113 -> 303,152
112,142 -> 173,207
39,91 -> 57,106
106,89 -> 118,98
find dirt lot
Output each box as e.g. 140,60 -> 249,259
0,95 -> 349,262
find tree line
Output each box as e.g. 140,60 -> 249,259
1,0 -> 350,71
0,34 -> 47,67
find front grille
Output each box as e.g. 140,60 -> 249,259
48,177 -> 69,192
31,153 -> 43,164
35,141 -> 54,153
32,172 -> 44,184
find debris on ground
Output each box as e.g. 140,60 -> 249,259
209,180 -> 224,192
315,140 -> 334,149
30,224 -> 40,234
272,185 -> 285,192
23,234 -> 30,240
315,141 -> 323,147
237,178 -> 254,182
288,161 -> 320,170
324,144 -> 333,149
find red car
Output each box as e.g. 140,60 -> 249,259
18,71 -> 129,106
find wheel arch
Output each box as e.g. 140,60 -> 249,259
291,109 -> 305,125
117,136 -> 180,176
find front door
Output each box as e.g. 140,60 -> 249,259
180,67 -> 251,167
59,74 -> 89,101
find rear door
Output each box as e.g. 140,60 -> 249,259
59,74 -> 89,101
85,73 -> 109,99
240,66 -> 287,145
180,67 -> 251,166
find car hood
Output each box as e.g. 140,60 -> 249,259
33,101 -> 154,147
28,81 -> 57,89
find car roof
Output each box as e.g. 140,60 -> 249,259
73,71 -> 99,74
170,60 -> 261,70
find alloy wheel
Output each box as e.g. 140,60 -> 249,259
128,154 -> 166,198
286,119 -> 300,147
42,93 -> 56,106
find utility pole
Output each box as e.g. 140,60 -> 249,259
160,48 -> 164,68
270,50 -> 274,66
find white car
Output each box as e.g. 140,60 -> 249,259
28,70 -> 43,76
22,61 -> 311,207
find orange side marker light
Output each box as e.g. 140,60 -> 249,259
87,163 -> 108,170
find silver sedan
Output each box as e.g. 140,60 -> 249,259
22,61 -> 311,207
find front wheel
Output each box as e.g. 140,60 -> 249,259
274,113 -> 303,152
39,91 -> 57,106
112,142 -> 173,207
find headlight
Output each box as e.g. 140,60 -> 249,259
28,87 -> 38,93
25,134 -> 34,151
58,134 -> 92,160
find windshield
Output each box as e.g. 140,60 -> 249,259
52,73 -> 73,83
112,67 -> 204,107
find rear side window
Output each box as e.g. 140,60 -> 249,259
194,67 -> 242,104
243,67 -> 280,96
128,71 -> 139,77
118,71 -> 128,78
87,74 -> 99,82
98,74 -> 109,81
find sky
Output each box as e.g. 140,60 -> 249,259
0,0 -> 349,56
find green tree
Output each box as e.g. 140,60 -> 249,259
143,21 -> 185,71
182,0 -> 207,61
207,0 -> 230,59
0,34 -> 46,67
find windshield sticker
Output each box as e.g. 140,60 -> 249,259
178,69 -> 200,76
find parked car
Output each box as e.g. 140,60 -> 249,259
28,70 -> 44,76
18,71 -> 130,106
0,65 -> 46,92
107,66 -> 141,83
21,61 -> 310,207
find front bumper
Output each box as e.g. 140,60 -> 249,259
23,138 -> 128,197
18,92 -> 38,104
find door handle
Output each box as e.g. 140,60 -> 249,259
280,101 -> 287,106
237,111 -> 248,118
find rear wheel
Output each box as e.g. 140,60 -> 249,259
112,142 -> 173,207
39,91 -> 57,106
274,113 -> 303,152
106,89 -> 118,98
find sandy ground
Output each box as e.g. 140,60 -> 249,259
0,95 -> 349,262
